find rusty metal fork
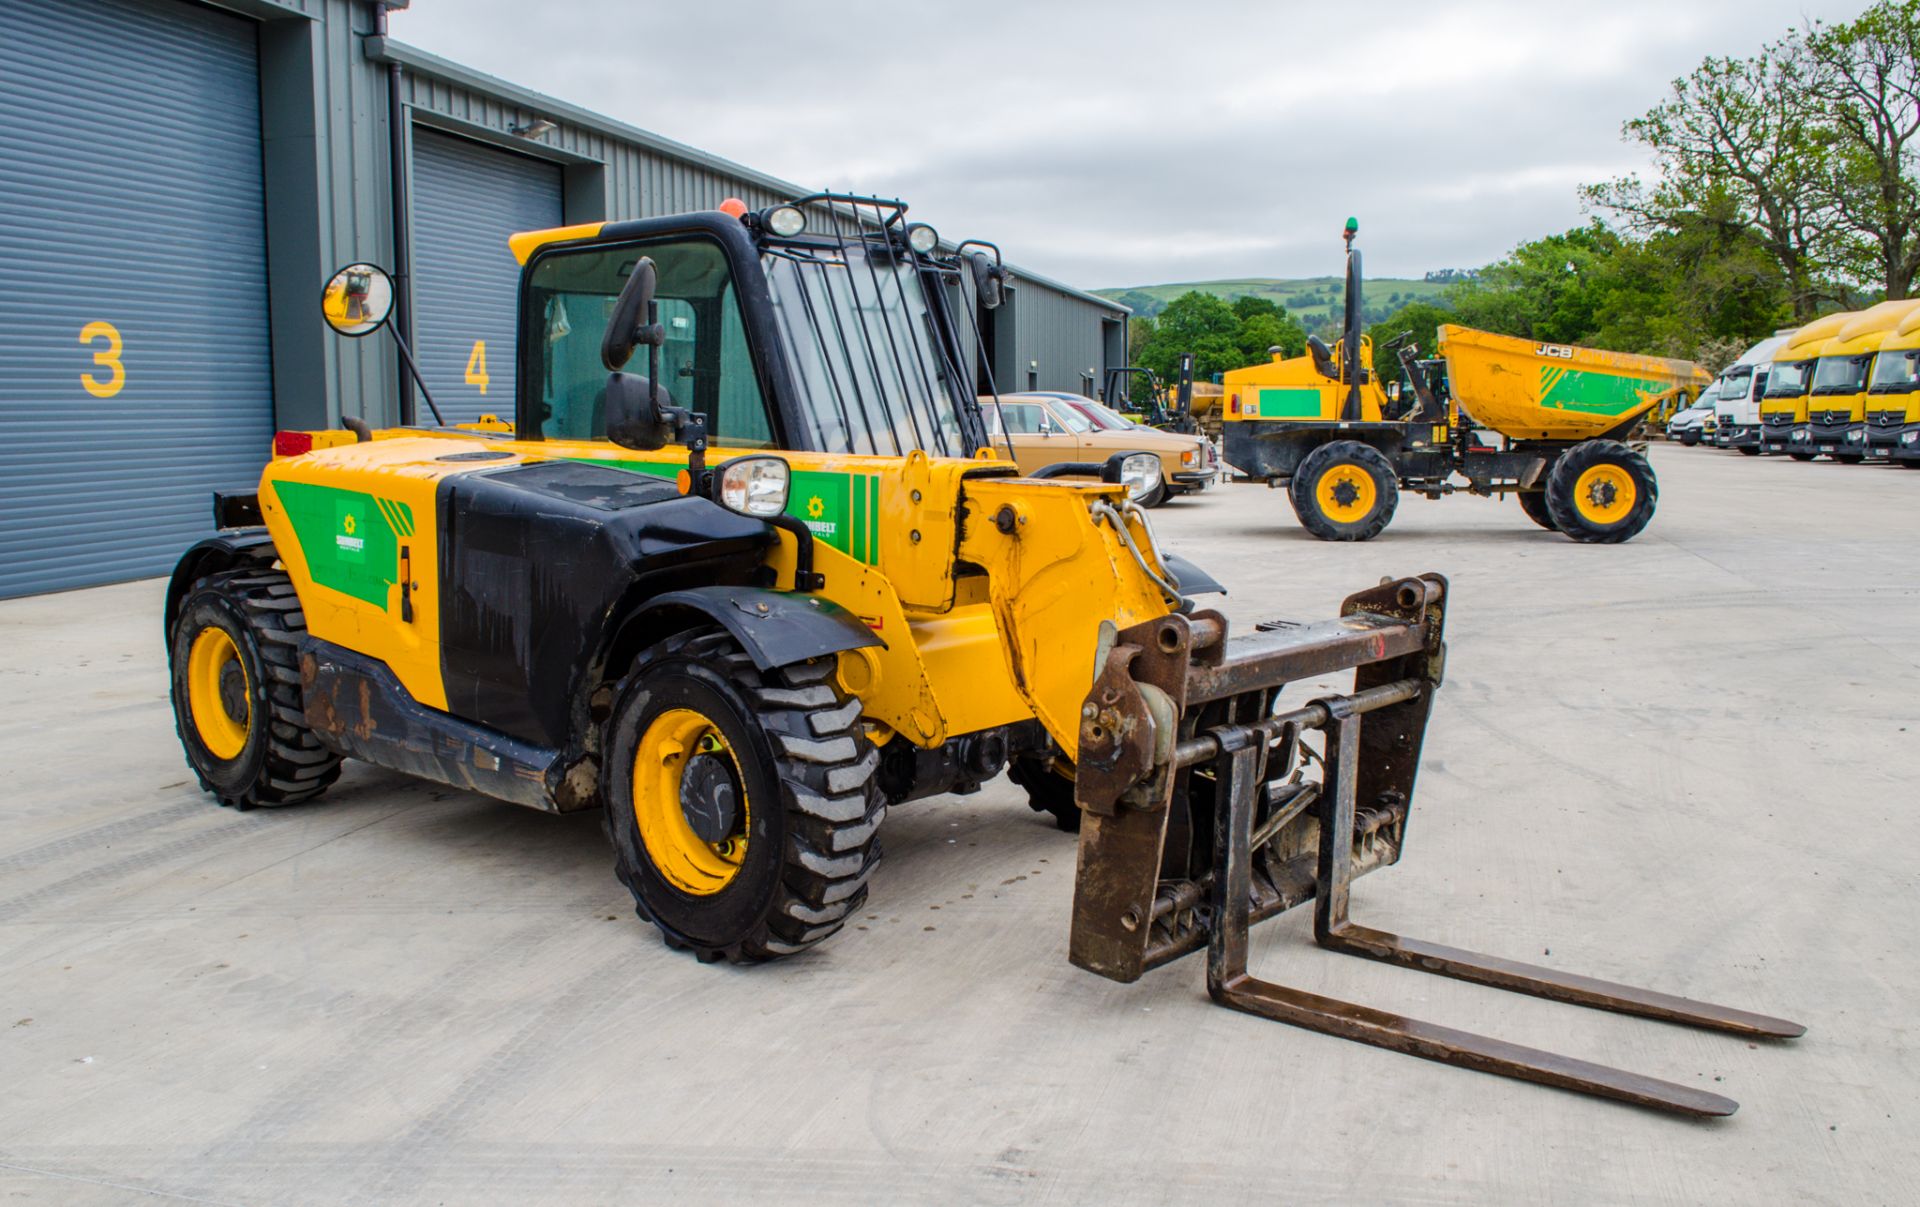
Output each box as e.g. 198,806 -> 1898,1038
1205,710 -> 1805,1118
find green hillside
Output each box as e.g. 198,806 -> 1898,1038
1098,277 -> 1452,325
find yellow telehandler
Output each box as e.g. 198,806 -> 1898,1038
164,195 -> 1799,1116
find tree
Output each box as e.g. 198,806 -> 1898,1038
1367,301 -> 1455,384
1806,0 -> 1920,298
1583,33 -> 1846,317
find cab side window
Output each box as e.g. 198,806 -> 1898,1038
527,238 -> 775,447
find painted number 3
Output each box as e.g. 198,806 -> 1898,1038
465,339 -> 489,394
79,321 -> 125,398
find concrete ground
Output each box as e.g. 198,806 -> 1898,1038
1,444 -> 1915,1205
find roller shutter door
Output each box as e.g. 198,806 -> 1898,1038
411,129 -> 563,425
0,0 -> 273,598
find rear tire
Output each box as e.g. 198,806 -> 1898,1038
1544,440 -> 1658,544
1009,754 -> 1079,832
603,630 -> 883,962
1515,490 -> 1558,531
168,568 -> 342,809
1288,440 -> 1399,541
1738,445 -> 1761,457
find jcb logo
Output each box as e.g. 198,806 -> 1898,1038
1536,344 -> 1575,359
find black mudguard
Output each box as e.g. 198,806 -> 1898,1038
636,586 -> 883,672
1162,553 -> 1225,596
165,527 -> 277,642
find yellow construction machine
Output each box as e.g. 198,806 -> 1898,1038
163,195 -> 1799,1115
1220,220 -> 1709,542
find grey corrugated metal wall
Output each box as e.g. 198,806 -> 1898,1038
0,0 -> 274,597
409,129 -> 563,423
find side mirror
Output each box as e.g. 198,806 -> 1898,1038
602,256 -> 667,371
1038,420 -> 1053,436
967,250 -> 1003,311
602,372 -> 676,451
321,263 -> 394,337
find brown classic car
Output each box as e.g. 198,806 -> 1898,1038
977,392 -> 1217,506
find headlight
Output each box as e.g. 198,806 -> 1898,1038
1902,431 -> 1918,444
716,455 -> 790,517
905,223 -> 939,255
1846,429 -> 1865,441
1120,452 -> 1162,500
765,205 -> 806,238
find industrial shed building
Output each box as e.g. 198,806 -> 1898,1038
0,0 -> 1128,598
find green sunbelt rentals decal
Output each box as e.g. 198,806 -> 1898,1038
1538,366 -> 1667,417
274,481 -> 412,607
571,459 -> 883,565
1255,387 -> 1325,419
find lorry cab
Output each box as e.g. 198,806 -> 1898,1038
1760,311 -> 1853,458
1804,300 -> 1920,462
1712,332 -> 1792,453
1864,304 -> 1920,466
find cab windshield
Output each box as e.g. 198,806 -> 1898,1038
1718,365 -> 1753,403
1810,354 -> 1871,395
1870,349 -> 1920,393
762,241 -> 968,457
1763,360 -> 1811,397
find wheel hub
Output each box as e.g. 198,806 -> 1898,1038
679,747 -> 741,844
217,661 -> 248,723
1587,480 -> 1617,509
1331,478 -> 1360,507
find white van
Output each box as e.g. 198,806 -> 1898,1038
1713,331 -> 1796,454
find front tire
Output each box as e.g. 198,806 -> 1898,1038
1288,440 -> 1399,541
603,630 -> 883,962
168,568 -> 342,809
1544,440 -> 1658,543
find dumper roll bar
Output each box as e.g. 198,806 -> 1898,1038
1067,574 -> 1804,1117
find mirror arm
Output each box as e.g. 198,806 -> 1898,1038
387,327 -> 446,426
764,513 -> 823,592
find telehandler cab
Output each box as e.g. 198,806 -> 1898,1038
165,195 -> 1800,1115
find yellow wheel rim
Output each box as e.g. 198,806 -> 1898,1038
1315,463 -> 1377,522
633,708 -> 750,896
1573,463 -> 1636,525
186,626 -> 250,761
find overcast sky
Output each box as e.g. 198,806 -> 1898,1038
391,0 -> 1860,289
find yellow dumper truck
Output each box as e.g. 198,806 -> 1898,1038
1221,223 -> 1707,543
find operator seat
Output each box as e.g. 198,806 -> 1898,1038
1307,335 -> 1337,379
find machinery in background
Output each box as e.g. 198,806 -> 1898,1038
1219,220 -> 1709,543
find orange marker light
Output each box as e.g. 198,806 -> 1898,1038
718,197 -> 748,219
675,469 -> 693,494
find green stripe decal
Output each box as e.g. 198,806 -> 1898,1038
274,480 -> 399,609
1537,367 -> 1669,417
868,476 -> 880,564
1257,387 -> 1325,419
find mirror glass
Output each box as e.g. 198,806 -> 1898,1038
322,263 -> 395,337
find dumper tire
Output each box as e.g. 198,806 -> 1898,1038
603,629 -> 884,963
168,567 -> 343,809
1515,490 -> 1558,531
1289,440 -> 1399,541
1544,440 -> 1658,543
1009,754 -> 1079,833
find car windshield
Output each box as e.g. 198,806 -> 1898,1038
1076,399 -> 1138,430
761,240 -> 969,457
1764,360 -> 1811,397
1870,349 -> 1920,392
1810,353 -> 1871,395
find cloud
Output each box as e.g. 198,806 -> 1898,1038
391,0 -> 1864,288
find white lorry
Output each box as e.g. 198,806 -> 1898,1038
1712,331 -> 1795,454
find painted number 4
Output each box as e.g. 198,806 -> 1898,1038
465,339 -> 490,394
